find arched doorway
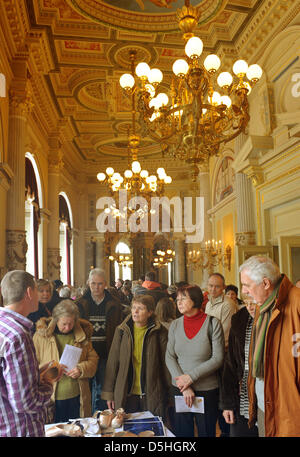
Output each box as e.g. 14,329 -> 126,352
59,193 -> 73,285
25,153 -> 43,278
115,241 -> 132,281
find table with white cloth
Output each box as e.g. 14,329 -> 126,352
45,411 -> 174,437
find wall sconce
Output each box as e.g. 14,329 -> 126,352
187,240 -> 232,271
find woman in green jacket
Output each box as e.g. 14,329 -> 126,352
101,294 -> 171,419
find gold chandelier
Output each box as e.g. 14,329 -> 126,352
119,0 -> 263,180
187,239 -> 232,271
97,52 -> 172,209
108,253 -> 133,267
153,248 -> 175,268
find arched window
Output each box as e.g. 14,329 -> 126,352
115,241 -> 132,280
59,194 -> 73,285
25,156 -> 42,278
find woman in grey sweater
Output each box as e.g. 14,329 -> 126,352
165,285 -> 225,437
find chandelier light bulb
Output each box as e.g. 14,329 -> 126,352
233,59 -> 248,76
172,59 -> 189,77
148,68 -> 163,85
164,176 -> 172,184
156,92 -> 169,107
185,36 -> 203,58
140,170 -> 149,178
157,167 -> 166,178
124,169 -> 133,178
217,71 -> 233,88
131,160 -> 141,173
246,64 -> 263,82
97,172 -> 106,182
135,62 -> 151,79
119,73 -> 135,89
220,95 -> 232,108
149,97 -> 160,110
203,54 -> 221,73
211,91 -> 222,105
148,175 -> 156,183
106,167 -> 114,176
112,172 -> 121,181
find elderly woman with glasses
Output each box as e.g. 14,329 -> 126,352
165,285 -> 225,437
33,299 -> 98,423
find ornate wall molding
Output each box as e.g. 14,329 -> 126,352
6,229 -> 28,271
47,247 -> 61,281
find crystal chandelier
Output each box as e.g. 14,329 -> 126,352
119,0 -> 263,180
187,239 -> 232,271
153,248 -> 175,268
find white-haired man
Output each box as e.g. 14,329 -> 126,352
0,271 -> 54,436
240,255 -> 300,437
75,268 -> 123,412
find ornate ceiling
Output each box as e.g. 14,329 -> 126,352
1,0 -> 299,177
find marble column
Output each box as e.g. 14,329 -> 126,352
95,233 -> 105,270
174,236 -> 186,283
132,232 -> 154,279
6,79 -> 33,271
197,167 -> 213,287
47,140 -> 63,280
235,172 -> 256,246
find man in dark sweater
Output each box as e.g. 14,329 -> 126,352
75,268 -> 123,412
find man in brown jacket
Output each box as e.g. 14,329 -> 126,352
240,255 -> 300,437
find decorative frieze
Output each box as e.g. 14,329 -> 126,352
47,248 -> 61,281
6,229 -> 27,271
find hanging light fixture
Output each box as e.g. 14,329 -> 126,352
153,248 -> 175,268
97,51 -> 172,217
119,0 -> 263,181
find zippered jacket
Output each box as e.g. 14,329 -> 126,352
247,274 -> 300,437
101,314 -> 171,418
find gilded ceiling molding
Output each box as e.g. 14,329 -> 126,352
236,0 -> 300,63
65,0 -> 227,32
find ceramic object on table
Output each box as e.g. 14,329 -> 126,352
99,409 -> 115,429
111,408 -> 126,428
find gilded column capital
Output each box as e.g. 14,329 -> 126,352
9,84 -> 34,117
48,149 -> 64,173
235,232 -> 256,246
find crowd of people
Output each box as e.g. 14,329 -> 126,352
0,256 -> 299,437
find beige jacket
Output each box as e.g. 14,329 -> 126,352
33,317 -> 98,419
205,294 -> 238,350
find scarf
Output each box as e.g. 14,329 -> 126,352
184,309 -> 207,339
252,281 -> 281,379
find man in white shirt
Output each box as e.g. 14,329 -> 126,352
205,272 -> 238,437
205,273 -> 238,350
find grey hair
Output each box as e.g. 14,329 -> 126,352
0,270 -> 35,306
88,268 -> 106,282
59,286 -> 71,298
239,255 -> 281,285
52,299 -> 80,322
